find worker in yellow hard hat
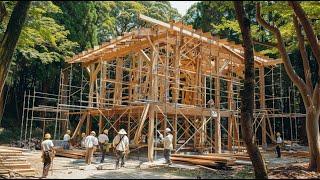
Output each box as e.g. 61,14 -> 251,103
41,133 -> 55,178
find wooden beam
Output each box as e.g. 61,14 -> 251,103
215,57 -> 221,153
133,104 -> 150,144
259,66 -> 267,149
71,112 -> 87,139
227,74 -> 233,151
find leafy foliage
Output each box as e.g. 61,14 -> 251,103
0,1 -> 181,133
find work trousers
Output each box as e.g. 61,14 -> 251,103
99,143 -> 106,163
115,150 -> 125,168
85,147 -> 94,164
276,145 -> 281,158
63,141 -> 70,150
164,149 -> 172,164
42,151 -> 52,177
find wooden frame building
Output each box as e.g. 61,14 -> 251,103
20,14 -> 306,162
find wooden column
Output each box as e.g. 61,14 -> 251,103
259,66 -> 267,149
172,33 -> 181,150
215,57 -> 221,153
87,64 -> 97,135
128,110 -> 131,140
99,62 -> 107,134
227,74 -> 233,151
148,44 -> 158,162
88,64 -> 96,108
114,58 -> 123,105
86,113 -> 91,135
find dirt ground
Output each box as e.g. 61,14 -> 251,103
19,149 -> 320,179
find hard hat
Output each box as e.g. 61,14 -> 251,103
103,129 -> 108,134
276,132 -> 281,136
118,129 -> 127,135
90,131 -> 96,136
66,130 -> 71,134
81,133 -> 86,137
45,133 -> 51,139
165,128 -> 171,133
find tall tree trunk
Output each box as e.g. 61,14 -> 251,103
0,1 -> 31,96
306,109 -> 320,171
234,1 -> 268,179
0,2 -> 7,24
0,85 -> 4,126
256,1 -> 320,172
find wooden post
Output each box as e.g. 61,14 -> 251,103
147,41 -> 158,162
71,112 -> 87,139
215,57 -> 221,153
86,113 -> 91,135
173,33 -> 181,150
259,66 -> 267,149
114,57 -> 123,105
227,73 -> 233,151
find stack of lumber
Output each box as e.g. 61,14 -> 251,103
207,153 -> 251,161
54,148 -> 86,159
282,151 -> 310,158
0,148 -> 35,178
171,154 -> 236,168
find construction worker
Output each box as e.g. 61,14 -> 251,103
158,128 -> 173,165
41,133 -> 55,178
98,129 -> 109,163
80,132 -> 86,149
276,132 -> 283,158
112,129 -> 129,169
63,130 -> 71,150
84,131 -> 99,165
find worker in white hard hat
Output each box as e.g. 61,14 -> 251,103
98,129 -> 110,163
276,132 -> 283,158
112,129 -> 129,169
158,128 -> 173,165
41,133 -> 55,178
84,131 -> 99,165
63,129 -> 71,150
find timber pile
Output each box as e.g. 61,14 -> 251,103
282,151 -> 310,158
171,154 -> 236,169
0,149 -> 35,178
207,153 -> 251,162
54,148 -> 86,159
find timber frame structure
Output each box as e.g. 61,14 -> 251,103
20,14 -> 306,161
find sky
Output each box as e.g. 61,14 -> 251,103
170,1 -> 199,16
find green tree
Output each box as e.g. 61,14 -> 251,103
234,1 -> 268,178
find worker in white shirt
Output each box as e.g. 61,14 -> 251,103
112,129 -> 129,169
80,132 -> 86,149
276,132 -> 283,158
98,129 -> 109,163
63,130 -> 71,150
84,131 -> 99,165
41,133 -> 55,178
158,128 -> 173,165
